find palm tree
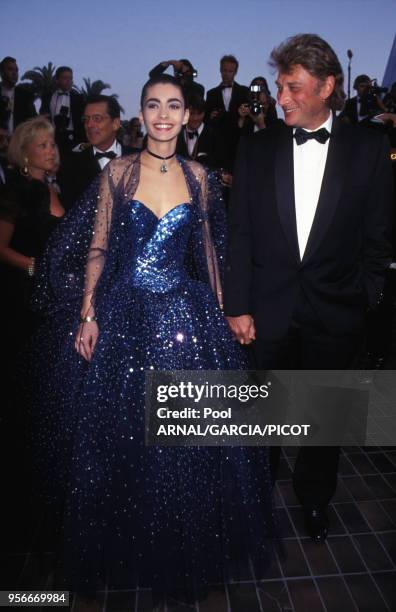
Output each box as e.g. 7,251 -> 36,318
78,78 -> 110,97
20,62 -> 57,100
77,78 -> 124,113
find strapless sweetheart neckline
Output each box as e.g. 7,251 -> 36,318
131,199 -> 189,222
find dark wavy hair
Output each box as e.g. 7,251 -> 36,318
140,74 -> 187,108
269,33 -> 345,111
85,95 -> 121,119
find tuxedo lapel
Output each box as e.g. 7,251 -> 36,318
275,127 -> 300,262
302,119 -> 352,262
215,87 -> 225,112
86,147 -> 101,176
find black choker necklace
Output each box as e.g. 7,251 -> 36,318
146,149 -> 176,173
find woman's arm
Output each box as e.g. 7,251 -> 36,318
74,162 -> 118,361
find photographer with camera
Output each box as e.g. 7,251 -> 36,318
0,56 -> 36,136
148,59 -> 204,102
340,74 -> 386,125
237,76 -> 279,134
40,66 -> 85,152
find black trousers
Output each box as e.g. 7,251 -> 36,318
251,324 -> 364,508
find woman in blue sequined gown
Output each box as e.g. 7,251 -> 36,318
30,75 -> 277,605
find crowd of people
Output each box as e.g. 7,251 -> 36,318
0,34 -> 395,611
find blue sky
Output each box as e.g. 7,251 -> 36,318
2,0 -> 395,118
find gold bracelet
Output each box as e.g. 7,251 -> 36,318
27,257 -> 35,277
80,315 -> 97,323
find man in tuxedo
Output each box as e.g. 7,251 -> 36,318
0,56 -> 36,134
40,66 -> 85,151
205,55 -> 249,170
177,96 -> 219,168
224,34 -> 393,541
59,95 -> 131,209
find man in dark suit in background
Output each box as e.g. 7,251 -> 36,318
59,95 -> 131,209
0,56 -> 36,134
40,66 -> 85,151
205,55 -> 249,171
224,34 -> 393,541
177,96 -> 219,168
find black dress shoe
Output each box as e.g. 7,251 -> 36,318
304,507 -> 329,542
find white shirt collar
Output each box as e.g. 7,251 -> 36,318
93,140 -> 121,169
93,140 -> 121,157
293,112 -> 333,134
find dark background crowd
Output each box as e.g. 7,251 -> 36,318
1,47 -> 396,611
0,53 -> 396,368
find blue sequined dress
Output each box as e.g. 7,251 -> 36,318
30,154 -> 277,599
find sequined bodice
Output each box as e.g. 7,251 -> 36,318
125,200 -> 192,293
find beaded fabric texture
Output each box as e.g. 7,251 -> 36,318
30,153 -> 278,598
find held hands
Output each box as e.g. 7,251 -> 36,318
226,315 -> 256,345
75,320 -> 99,362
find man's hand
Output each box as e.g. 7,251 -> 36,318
165,60 -> 183,72
226,314 -> 256,345
220,171 -> 233,188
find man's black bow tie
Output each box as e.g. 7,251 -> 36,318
94,151 -> 117,160
57,90 -> 70,96
294,127 -> 330,145
221,84 -> 232,90
187,130 -> 199,139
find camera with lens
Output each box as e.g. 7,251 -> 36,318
249,84 -> 264,116
176,68 -> 198,81
360,80 -> 388,118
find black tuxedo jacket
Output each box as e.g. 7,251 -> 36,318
40,89 -> 86,142
58,143 -> 132,209
205,82 -> 249,123
176,124 -> 219,168
12,86 -> 36,127
224,119 -> 394,340
205,82 -> 249,171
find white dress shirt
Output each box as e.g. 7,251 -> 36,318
184,123 -> 204,156
222,85 -> 233,112
293,112 -> 332,258
50,90 -> 74,130
93,140 -> 122,170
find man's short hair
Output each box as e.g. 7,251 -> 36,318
188,95 -> 206,114
0,56 -> 17,71
220,55 -> 239,71
55,66 -> 73,79
269,33 -> 346,111
85,95 -> 121,119
353,74 -> 371,89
